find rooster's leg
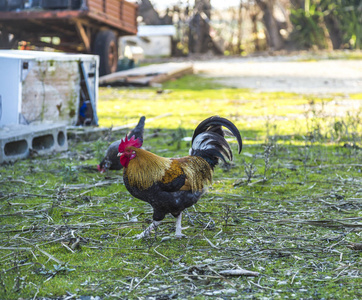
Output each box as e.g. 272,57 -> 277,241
135,221 -> 160,239
175,212 -> 188,238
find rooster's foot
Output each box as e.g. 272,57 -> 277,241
175,232 -> 187,238
134,232 -> 147,240
175,213 -> 189,237
134,220 -> 160,239
175,227 -> 189,238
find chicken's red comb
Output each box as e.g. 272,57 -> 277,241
118,135 -> 142,153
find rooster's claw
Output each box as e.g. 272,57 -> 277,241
175,233 -> 187,238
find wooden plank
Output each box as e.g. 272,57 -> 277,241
0,10 -> 86,20
75,20 -> 91,52
123,5 -> 136,20
122,6 -> 136,23
126,76 -> 157,85
86,10 -> 137,34
87,0 -> 103,12
99,63 -> 194,86
150,66 -> 194,84
106,5 -> 120,21
107,1 -> 120,12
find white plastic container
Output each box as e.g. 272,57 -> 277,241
0,50 -> 98,126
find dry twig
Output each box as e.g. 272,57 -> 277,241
219,269 -> 259,277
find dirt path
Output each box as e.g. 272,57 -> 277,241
193,56 -> 362,94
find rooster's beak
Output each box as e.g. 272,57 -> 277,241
117,153 -> 121,157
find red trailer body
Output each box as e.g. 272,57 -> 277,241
0,0 -> 138,75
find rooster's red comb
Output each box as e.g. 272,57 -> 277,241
118,135 -> 142,153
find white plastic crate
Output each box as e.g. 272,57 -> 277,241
0,50 -> 98,126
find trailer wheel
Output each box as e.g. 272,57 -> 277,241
93,30 -> 118,76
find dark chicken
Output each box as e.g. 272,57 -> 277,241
97,116 -> 145,173
117,116 -> 242,238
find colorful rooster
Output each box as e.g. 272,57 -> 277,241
117,116 -> 242,238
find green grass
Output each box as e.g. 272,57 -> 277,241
296,50 -> 362,61
0,74 -> 362,299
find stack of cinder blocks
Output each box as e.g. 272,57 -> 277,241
0,124 -> 68,163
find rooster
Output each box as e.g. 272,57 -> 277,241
117,116 -> 242,238
97,116 -> 145,173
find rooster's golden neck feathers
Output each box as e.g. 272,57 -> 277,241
124,148 -> 212,192
125,148 -> 172,190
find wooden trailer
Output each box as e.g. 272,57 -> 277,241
0,0 -> 138,75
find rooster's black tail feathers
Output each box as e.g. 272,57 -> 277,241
190,116 -> 242,169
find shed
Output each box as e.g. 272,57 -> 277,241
120,25 -> 176,58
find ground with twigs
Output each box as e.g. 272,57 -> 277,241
1,56 -> 362,299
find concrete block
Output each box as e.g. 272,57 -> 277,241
0,124 -> 68,163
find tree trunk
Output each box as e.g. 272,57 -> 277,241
138,0 -> 163,25
324,14 -> 343,49
189,0 -> 214,54
236,0 -> 243,54
255,0 -> 285,50
251,13 -> 261,52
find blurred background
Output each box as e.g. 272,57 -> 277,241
1,0 -> 360,64
131,0 -> 361,59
